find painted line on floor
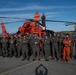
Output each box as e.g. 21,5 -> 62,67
0,60 -> 40,75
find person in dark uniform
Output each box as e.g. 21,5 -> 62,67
39,34 -> 45,59
51,33 -> 59,60
1,36 -> 8,57
41,13 -> 46,29
0,37 -> 2,56
25,33 -> 30,39
21,35 -> 29,61
29,34 -> 34,56
14,34 -> 18,57
74,37 -> 76,59
25,33 -> 31,57
9,35 -> 16,57
42,35 -> 50,61
32,34 -> 40,61
16,34 -> 23,58
70,35 -> 74,59
49,34 -> 52,59
57,34 -> 63,58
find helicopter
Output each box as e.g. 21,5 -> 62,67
0,16 -> 54,38
0,15 -> 76,38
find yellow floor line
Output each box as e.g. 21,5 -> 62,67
0,60 -> 39,75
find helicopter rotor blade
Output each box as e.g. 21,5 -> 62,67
0,20 -> 26,24
0,16 -> 76,26
1,16 -> 76,24
45,20 -> 76,24
65,22 -> 76,26
0,16 -> 26,19
0,16 -> 35,21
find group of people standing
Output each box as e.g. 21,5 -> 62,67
0,32 -> 76,62
0,12 -> 76,62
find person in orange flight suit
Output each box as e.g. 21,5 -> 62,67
34,12 -> 40,22
34,12 -> 40,30
62,34 -> 71,61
